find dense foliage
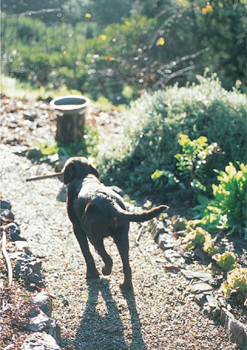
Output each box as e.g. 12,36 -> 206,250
95,74 -> 247,198
1,0 -> 246,102
151,134 -> 219,200
194,162 -> 247,234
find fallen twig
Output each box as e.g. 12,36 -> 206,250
1,231 -> 13,286
26,172 -> 63,182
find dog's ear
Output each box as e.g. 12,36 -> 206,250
63,160 -> 76,184
89,161 -> 99,179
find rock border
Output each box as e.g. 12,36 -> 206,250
1,199 -> 62,350
147,217 -> 247,347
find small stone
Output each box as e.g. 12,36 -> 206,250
164,265 -> 181,272
190,282 -> 213,294
12,253 -> 44,287
45,154 -> 59,165
12,145 -> 28,156
32,291 -> 52,317
206,294 -> 218,308
158,233 -> 180,250
218,297 -> 227,308
21,332 -> 61,350
183,252 -> 193,264
26,306 -> 40,318
194,293 -> 207,307
27,309 -> 61,345
164,249 -> 185,266
203,294 -> 221,320
147,218 -> 166,241
220,307 -> 247,345
194,247 -> 205,260
181,269 -> 214,284
0,199 -> 11,210
0,209 -> 14,223
15,241 -> 32,255
5,222 -> 20,241
62,299 -> 69,306
26,147 -> 43,159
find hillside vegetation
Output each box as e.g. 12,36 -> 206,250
1,0 -> 246,102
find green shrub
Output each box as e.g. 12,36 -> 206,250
97,75 -> 247,197
195,162 -> 247,235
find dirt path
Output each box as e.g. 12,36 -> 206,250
0,143 -> 240,349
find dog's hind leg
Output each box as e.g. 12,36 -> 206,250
90,238 -> 113,276
73,224 -> 99,278
113,226 -> 133,290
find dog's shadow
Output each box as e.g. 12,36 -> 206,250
75,278 -> 146,349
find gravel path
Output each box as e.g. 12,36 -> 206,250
0,143 -> 240,350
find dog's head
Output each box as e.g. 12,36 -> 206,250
62,157 -> 99,184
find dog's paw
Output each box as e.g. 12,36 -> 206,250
86,269 -> 100,279
102,265 -> 112,276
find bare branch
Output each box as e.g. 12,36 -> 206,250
8,8 -> 64,18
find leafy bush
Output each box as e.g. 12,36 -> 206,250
184,226 -> 217,256
97,75 -> 247,198
195,162 -> 247,235
203,234 -> 218,257
220,267 -> 247,304
185,227 -> 209,250
151,134 -> 220,201
213,252 -> 236,272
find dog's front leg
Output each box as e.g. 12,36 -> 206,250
73,224 -> 99,278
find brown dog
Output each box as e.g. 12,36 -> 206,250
62,157 -> 168,289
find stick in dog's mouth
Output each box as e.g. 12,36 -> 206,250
26,172 -> 64,182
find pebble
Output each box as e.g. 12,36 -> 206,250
21,332 -> 61,350
32,291 -> 53,317
158,233 -> 180,250
181,269 -> 214,284
190,282 -> 214,294
25,147 -> 43,159
5,222 -> 20,241
164,249 -> 185,266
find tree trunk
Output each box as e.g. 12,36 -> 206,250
55,112 -> 84,145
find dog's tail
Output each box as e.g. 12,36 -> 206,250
110,203 -> 169,223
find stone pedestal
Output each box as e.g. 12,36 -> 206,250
50,95 -> 90,145
55,112 -> 84,144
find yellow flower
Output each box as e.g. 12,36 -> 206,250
85,13 -> 91,18
125,21 -> 130,26
100,35 -> 107,40
206,4 -> 213,12
202,7 -> 207,15
156,37 -> 165,46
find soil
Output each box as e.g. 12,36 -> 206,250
0,95 -> 246,349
